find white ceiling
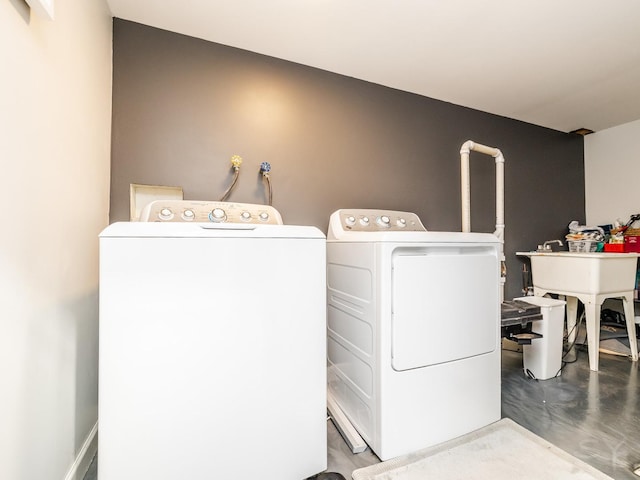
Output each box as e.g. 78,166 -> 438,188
106,0 -> 640,133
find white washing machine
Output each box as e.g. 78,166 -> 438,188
99,201 -> 327,480
327,209 -> 501,461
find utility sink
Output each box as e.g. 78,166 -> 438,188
516,251 -> 640,296
517,251 -> 640,372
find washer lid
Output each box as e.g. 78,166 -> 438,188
100,222 -> 325,239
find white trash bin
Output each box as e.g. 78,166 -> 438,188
514,296 -> 566,380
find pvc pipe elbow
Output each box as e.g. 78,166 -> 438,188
460,141 -> 474,155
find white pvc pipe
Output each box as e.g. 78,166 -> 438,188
460,140 -> 506,300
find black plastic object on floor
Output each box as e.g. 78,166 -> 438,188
501,300 -> 542,325
501,300 -> 543,344
313,473 -> 347,480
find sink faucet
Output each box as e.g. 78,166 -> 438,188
538,239 -> 563,252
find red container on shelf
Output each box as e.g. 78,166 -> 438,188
605,243 -> 625,253
624,235 -> 640,252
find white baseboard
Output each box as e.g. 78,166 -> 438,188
64,421 -> 98,480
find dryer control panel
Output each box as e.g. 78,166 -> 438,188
331,209 -> 426,233
139,200 -> 283,225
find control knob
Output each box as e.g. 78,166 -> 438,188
259,212 -> 270,222
209,208 -> 227,222
359,216 -> 370,227
182,209 -> 195,221
159,208 -> 173,221
345,215 -> 356,227
377,215 -> 391,227
240,211 -> 252,222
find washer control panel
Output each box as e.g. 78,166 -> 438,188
139,200 -> 283,225
336,209 -> 426,232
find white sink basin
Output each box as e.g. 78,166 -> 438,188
516,251 -> 640,295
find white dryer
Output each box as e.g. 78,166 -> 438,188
327,209 -> 501,461
99,201 -> 327,480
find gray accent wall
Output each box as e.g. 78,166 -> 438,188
111,19 -> 585,300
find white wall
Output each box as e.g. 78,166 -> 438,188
0,0 -> 112,479
585,119 -> 640,226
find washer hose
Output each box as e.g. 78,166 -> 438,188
260,162 -> 272,205
219,155 -> 243,201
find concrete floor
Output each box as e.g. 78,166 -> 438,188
501,347 -> 640,480
84,346 -> 640,480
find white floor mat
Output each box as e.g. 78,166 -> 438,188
351,418 -> 613,480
